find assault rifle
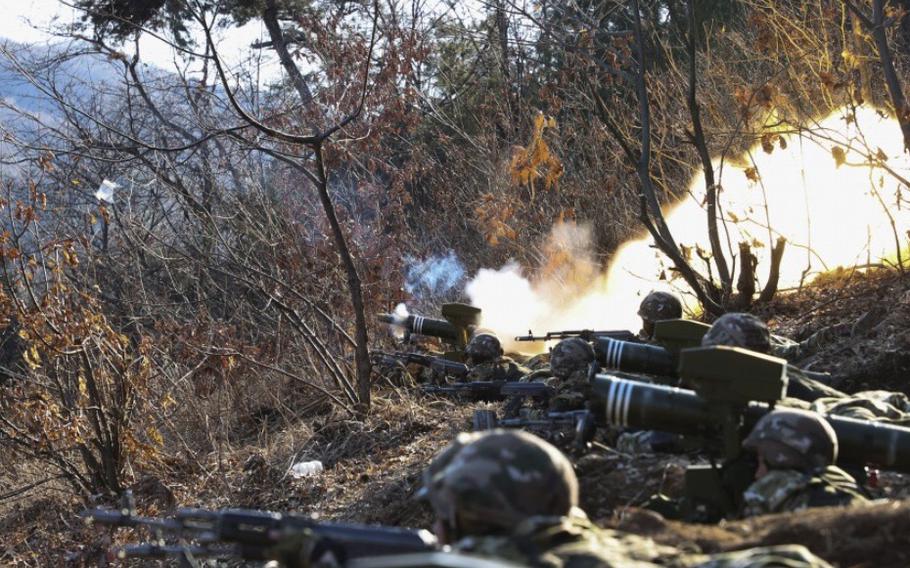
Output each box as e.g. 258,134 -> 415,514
82,493 -> 437,567
371,351 -> 470,380
473,408 -> 596,451
420,381 -> 553,403
591,346 -> 910,521
377,303 -> 481,352
514,329 -> 639,343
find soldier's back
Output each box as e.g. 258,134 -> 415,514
742,466 -> 867,517
455,513 -> 675,567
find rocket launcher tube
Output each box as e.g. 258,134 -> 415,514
594,337 -> 676,377
592,372 -> 910,474
376,314 -> 461,343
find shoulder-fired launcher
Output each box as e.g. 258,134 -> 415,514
593,321 -> 833,385
592,346 -> 910,474
377,303 -> 480,348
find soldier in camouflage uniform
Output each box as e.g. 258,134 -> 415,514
702,313 -> 910,426
701,313 -> 846,402
418,429 -> 832,568
464,332 -> 528,382
740,409 -> 867,517
638,291 -> 683,341
517,337 -> 597,414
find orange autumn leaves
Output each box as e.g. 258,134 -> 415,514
475,112 -> 564,246
509,112 -> 564,195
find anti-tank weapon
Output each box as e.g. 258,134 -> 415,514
593,319 -> 834,386
82,493 -> 437,567
472,408 -> 596,451
371,351 -> 470,380
420,380 -> 553,403
591,346 -> 910,520
377,303 -> 481,355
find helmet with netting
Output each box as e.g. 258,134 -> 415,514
637,291 -> 683,325
465,333 -> 502,364
743,408 -> 838,471
702,313 -> 771,354
417,430 -> 578,537
549,337 -> 595,380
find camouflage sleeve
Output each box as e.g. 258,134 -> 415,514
785,366 -> 848,403
689,545 -> 833,568
769,333 -> 802,362
741,470 -> 812,517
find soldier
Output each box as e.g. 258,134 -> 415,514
740,409 -> 867,517
464,332 -> 528,382
701,313 -> 846,402
638,291 -> 683,341
418,429 -> 832,567
518,337 -> 596,413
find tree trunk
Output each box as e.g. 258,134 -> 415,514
759,237 -> 787,303
262,2 -> 372,412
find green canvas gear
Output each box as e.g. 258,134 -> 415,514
418,430 -> 578,538
743,409 -> 838,471
741,466 -> 867,517
702,313 -> 771,354
466,333 -> 503,364
549,338 -> 595,380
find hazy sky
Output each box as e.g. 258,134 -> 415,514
0,0 -> 279,78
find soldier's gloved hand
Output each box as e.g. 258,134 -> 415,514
578,330 -> 595,342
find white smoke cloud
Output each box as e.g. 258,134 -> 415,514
404,251 -> 466,297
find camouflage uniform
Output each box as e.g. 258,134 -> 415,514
702,314 -> 845,403
419,430 -> 831,568
465,333 -> 528,382
808,390 -> 910,425
517,338 -> 595,414
740,408 -> 867,517
769,324 -> 841,363
638,291 -> 683,341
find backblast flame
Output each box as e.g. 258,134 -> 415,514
466,106 -> 910,352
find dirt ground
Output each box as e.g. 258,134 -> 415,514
6,269 -> 910,566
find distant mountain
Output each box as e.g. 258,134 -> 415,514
0,39 -> 128,118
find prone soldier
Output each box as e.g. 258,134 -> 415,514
701,313 -> 845,402
740,409 -> 868,517
703,313 -> 910,425
464,332 -> 529,382
86,430 -> 835,567
419,430 -> 833,567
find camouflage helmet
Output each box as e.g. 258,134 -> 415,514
638,291 -> 683,324
465,333 -> 502,364
549,337 -> 595,380
418,430 -> 578,537
701,313 -> 771,354
743,409 -> 838,472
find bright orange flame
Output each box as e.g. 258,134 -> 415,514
468,106 -> 910,352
